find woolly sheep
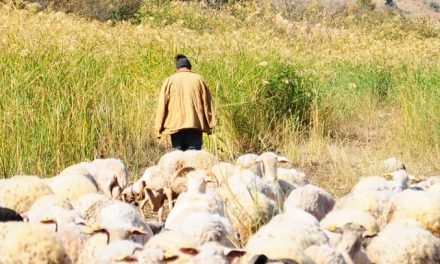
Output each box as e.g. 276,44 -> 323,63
284,184 -> 335,221
96,240 -> 143,264
71,193 -> 111,217
304,244 -> 346,264
174,211 -> 240,247
0,222 -> 68,263
26,205 -> 82,231
350,170 -> 409,195
56,223 -> 89,263
412,176 -> 440,190
165,170 -> 224,228
45,173 -> 98,200
0,175 -> 53,213
30,194 -> 73,210
58,161 -> 97,187
334,190 -> 392,219
381,189 -> 440,235
0,207 -> 23,222
90,158 -> 129,198
178,241 -> 246,264
367,219 -> 440,264
320,209 -> 378,237
244,209 -> 327,263
277,167 -> 309,186
382,157 -> 405,172
84,199 -> 154,244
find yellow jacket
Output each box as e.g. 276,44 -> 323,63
155,70 -> 215,137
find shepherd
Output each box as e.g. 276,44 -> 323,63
155,54 -> 216,151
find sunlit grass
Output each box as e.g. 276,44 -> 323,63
0,2 -> 439,196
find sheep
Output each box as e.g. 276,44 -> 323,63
277,167 -> 309,186
89,158 -> 129,198
135,150 -> 218,221
26,205 -> 83,231
84,199 -> 154,244
350,170 -> 410,195
209,162 -> 236,185
304,244 -> 346,264
96,240 -> 143,264
30,194 -> 73,210
333,190 -> 392,219
177,241 -> 246,264
243,209 -> 327,263
0,207 -> 23,222
165,170 -> 224,229
0,222 -> 68,263
382,156 -> 405,172
320,209 -> 378,237
56,223 -> 90,264
71,193 -> 111,217
58,161 -> 98,187
0,175 -> 53,213
412,176 -> 440,190
381,189 -> 440,235
45,173 -> 98,200
284,184 -> 335,221
121,166 -> 158,200
367,219 -> 440,264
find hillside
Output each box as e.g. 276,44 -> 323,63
0,0 -> 439,195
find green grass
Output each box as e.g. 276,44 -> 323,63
0,2 -> 439,191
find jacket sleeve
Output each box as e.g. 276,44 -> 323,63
154,78 -> 170,138
201,80 -> 216,132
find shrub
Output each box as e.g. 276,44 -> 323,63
31,0 -> 142,21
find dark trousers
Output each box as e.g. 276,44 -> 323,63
170,129 -> 202,151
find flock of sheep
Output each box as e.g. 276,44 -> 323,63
1,150 -> 440,264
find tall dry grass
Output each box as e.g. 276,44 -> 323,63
0,1 -> 439,195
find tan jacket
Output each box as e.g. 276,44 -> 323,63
155,70 -> 215,137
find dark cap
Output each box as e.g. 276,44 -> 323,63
175,54 -> 192,69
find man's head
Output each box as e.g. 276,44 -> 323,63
175,54 -> 192,70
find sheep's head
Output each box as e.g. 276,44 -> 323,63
179,242 -> 246,264
259,152 -> 279,182
40,217 -> 58,232
186,170 -> 213,194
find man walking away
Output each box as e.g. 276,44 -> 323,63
155,54 -> 215,151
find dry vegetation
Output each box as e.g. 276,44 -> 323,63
0,0 -> 439,196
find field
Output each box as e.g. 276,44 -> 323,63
1,0 -> 440,196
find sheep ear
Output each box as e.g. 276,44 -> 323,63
224,248 -> 246,261
174,167 -> 196,179
179,247 -> 199,255
116,253 -> 138,262
161,252 -> 179,262
130,227 -> 147,235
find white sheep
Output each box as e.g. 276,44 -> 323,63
320,209 -> 378,237
90,158 -> 129,198
333,190 -> 393,219
29,194 -> 73,210
58,161 -> 97,187
381,189 -> 440,235
0,175 -> 53,213
45,173 -> 98,200
304,244 -> 346,264
71,193 -> 111,217
367,219 -> 440,264
26,204 -> 83,232
84,199 -> 154,244
96,240 -> 143,264
165,170 -> 224,229
382,157 -> 405,172
0,222 -> 68,263
277,167 -> 309,186
350,170 -> 410,195
243,209 -> 327,263
284,184 -> 335,221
